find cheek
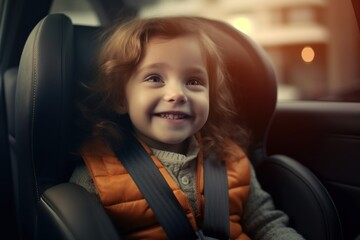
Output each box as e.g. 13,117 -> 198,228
128,94 -> 147,109
127,92 -> 156,119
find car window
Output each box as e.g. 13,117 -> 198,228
50,0 -> 100,26
50,0 -> 360,102
139,0 -> 360,102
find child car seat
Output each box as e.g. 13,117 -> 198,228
12,13 -> 342,240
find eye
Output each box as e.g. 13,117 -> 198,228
145,74 -> 163,83
187,79 -> 202,86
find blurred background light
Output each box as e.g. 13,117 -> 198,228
301,46 -> 315,63
228,16 -> 253,35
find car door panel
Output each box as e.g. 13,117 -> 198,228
266,101 -> 360,240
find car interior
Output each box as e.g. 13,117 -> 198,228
0,0 -> 359,240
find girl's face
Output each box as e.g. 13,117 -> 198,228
125,35 -> 210,153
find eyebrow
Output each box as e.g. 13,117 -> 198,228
137,63 -> 167,72
135,63 -> 208,77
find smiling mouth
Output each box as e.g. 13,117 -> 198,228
155,112 -> 190,120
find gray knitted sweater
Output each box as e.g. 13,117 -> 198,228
70,140 -> 304,240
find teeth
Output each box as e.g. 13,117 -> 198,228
160,113 -> 185,119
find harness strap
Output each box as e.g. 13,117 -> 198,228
203,154 -> 230,239
113,133 -> 229,240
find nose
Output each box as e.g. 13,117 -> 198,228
163,82 -> 187,103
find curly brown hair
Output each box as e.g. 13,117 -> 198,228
82,16 -> 250,158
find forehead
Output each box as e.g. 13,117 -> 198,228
146,34 -> 203,54
139,35 -> 207,69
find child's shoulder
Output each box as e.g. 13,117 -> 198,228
224,138 -> 252,188
80,136 -> 114,157
224,138 -> 247,160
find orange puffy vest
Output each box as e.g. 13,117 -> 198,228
81,137 -> 251,240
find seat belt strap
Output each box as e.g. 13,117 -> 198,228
113,132 -> 229,240
113,134 -> 197,240
203,154 -> 230,239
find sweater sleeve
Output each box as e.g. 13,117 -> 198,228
69,164 -> 99,196
241,165 -> 305,240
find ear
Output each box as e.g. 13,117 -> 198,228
116,106 -> 128,114
115,100 -> 128,114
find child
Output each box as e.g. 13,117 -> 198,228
70,16 -> 304,240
